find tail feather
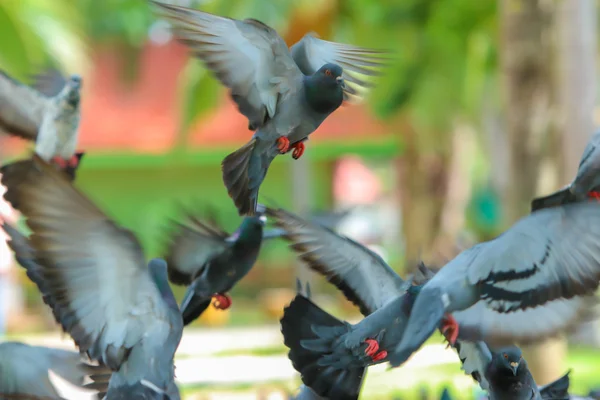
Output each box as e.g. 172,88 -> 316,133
180,287 -> 212,326
281,295 -> 365,400
222,139 -> 258,216
539,370 -> 570,400
531,188 -> 575,212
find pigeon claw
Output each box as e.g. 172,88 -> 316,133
441,314 -> 459,346
67,153 -> 82,169
371,350 -> 388,362
212,293 -> 232,310
588,191 -> 600,201
51,156 -> 69,169
276,136 -> 290,153
291,142 -> 305,160
364,338 -> 380,357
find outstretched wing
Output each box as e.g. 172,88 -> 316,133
467,201 -> 600,313
164,206 -> 230,285
266,207 -> 406,316
0,70 -> 50,140
151,1 -> 300,129
452,340 -> 492,391
0,155 -> 169,371
290,33 -> 390,102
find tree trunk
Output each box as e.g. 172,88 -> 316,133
500,0 -> 570,385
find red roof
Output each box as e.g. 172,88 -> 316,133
5,41 -> 396,156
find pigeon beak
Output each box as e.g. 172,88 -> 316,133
336,76 -> 345,88
510,361 -> 519,376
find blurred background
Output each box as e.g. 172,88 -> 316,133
1,0 -> 600,399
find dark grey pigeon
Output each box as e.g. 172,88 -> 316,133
151,1 -> 389,216
0,69 -> 84,180
0,154 -> 183,400
387,201 -> 600,368
454,341 -> 571,400
270,207 -> 433,400
0,341 -> 109,400
164,206 -> 269,325
532,130 -> 600,211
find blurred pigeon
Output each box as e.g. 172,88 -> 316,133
454,341 -> 571,400
164,206 -> 268,325
532,130 -> 600,211
290,385 -> 329,400
262,206 -> 354,239
0,155 -> 183,400
388,201 -> 600,368
151,1 -> 389,216
270,207 -> 432,400
0,341 -> 109,400
0,69 -> 84,180
440,387 -> 453,400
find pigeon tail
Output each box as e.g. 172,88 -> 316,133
221,138 -> 258,216
281,295 -> 365,400
180,286 -> 212,326
388,287 -> 446,367
530,188 -> 576,212
539,370 -> 570,400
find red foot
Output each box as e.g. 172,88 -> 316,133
364,338 -> 387,362
212,293 -> 232,310
51,154 -> 81,169
291,142 -> 305,160
276,136 -> 290,153
588,191 -> 600,200
441,314 -> 459,345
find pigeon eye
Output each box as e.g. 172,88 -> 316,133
503,354 -> 508,359
325,69 -> 332,77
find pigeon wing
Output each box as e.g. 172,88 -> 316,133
151,1 -> 301,129
0,70 -> 51,140
266,207 -> 406,316
290,33 -> 390,102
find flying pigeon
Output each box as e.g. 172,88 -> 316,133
387,201 -> 600,368
164,206 -> 268,325
0,341 -> 109,400
0,69 -> 84,180
532,130 -> 600,211
269,207 -> 433,400
151,1 -> 389,216
0,155 -> 183,400
454,341 -> 571,400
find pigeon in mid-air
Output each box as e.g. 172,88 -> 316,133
387,201 -> 600,368
0,341 -> 109,400
1,155 -> 183,400
151,1 -> 389,216
269,206 -> 434,400
164,206 -> 268,325
454,341 -> 571,400
532,130 -> 600,211
0,69 -> 84,180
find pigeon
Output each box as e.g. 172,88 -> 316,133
0,341 -> 109,400
0,69 -> 84,180
454,341 -> 571,400
164,205 -> 268,325
269,206 -> 432,400
387,201 -> 600,368
151,1 -> 388,216
532,130 -> 600,211
0,154 -> 183,400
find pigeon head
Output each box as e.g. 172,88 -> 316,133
63,75 -> 82,107
304,63 -> 345,115
494,346 -> 523,376
238,215 -> 265,238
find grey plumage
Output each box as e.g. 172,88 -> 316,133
271,207 -> 433,400
164,208 -> 266,325
0,154 -> 183,400
532,130 -> 600,211
0,69 -> 83,177
0,341 -> 108,400
151,1 -> 388,216
454,342 -> 571,400
388,201 -> 600,367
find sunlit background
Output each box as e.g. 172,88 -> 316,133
1,0 -> 599,399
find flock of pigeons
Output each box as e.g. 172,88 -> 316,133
0,1 -> 600,400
